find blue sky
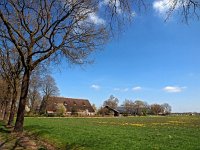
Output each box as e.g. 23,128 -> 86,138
52,2 -> 200,112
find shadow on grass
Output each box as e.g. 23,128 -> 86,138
24,125 -> 53,140
0,122 -> 55,150
0,121 -> 14,149
0,122 -> 12,133
25,125 -> 87,150
0,139 -> 9,148
65,142 -> 85,150
0,126 -> 12,133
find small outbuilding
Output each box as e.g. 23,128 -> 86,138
104,105 -> 120,116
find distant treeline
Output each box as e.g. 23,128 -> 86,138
97,95 -> 172,116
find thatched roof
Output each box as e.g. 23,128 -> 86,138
46,96 -> 95,113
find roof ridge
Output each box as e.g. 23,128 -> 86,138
50,96 -> 89,101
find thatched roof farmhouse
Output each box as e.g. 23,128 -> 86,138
46,97 -> 95,116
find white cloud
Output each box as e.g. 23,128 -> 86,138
131,11 -> 136,17
89,13 -> 105,25
123,88 -> 129,92
163,86 -> 186,93
114,88 -> 129,92
91,84 -> 100,90
75,6 -> 105,26
114,88 -> 120,91
132,86 -> 142,91
153,0 -> 181,15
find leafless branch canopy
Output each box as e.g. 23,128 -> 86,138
165,0 -> 200,22
0,0 -> 199,73
0,0 -> 140,71
0,42 -> 22,89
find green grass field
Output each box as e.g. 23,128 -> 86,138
24,116 -> 200,150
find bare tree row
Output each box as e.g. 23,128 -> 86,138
0,65 -> 59,126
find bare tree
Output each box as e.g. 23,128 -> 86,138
0,0 -> 136,132
123,99 -> 134,114
92,104 -> 97,113
0,80 -> 5,119
0,65 -> 11,122
150,104 -> 163,115
28,83 -> 42,114
133,100 -> 146,116
160,0 -> 200,22
2,81 -> 11,121
28,64 -> 50,114
39,75 -> 60,114
0,79 -> 9,120
0,46 -> 22,125
161,103 -> 172,115
27,69 -> 42,114
103,95 -> 119,109
97,106 -> 107,116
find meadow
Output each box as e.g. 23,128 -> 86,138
23,116 -> 200,150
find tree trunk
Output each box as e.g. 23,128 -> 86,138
3,85 -> 11,121
14,70 -> 30,132
3,101 -> 9,121
7,85 -> 18,126
30,94 -> 36,113
0,103 -> 3,119
39,96 -> 48,115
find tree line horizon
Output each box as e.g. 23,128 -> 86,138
97,95 -> 172,116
